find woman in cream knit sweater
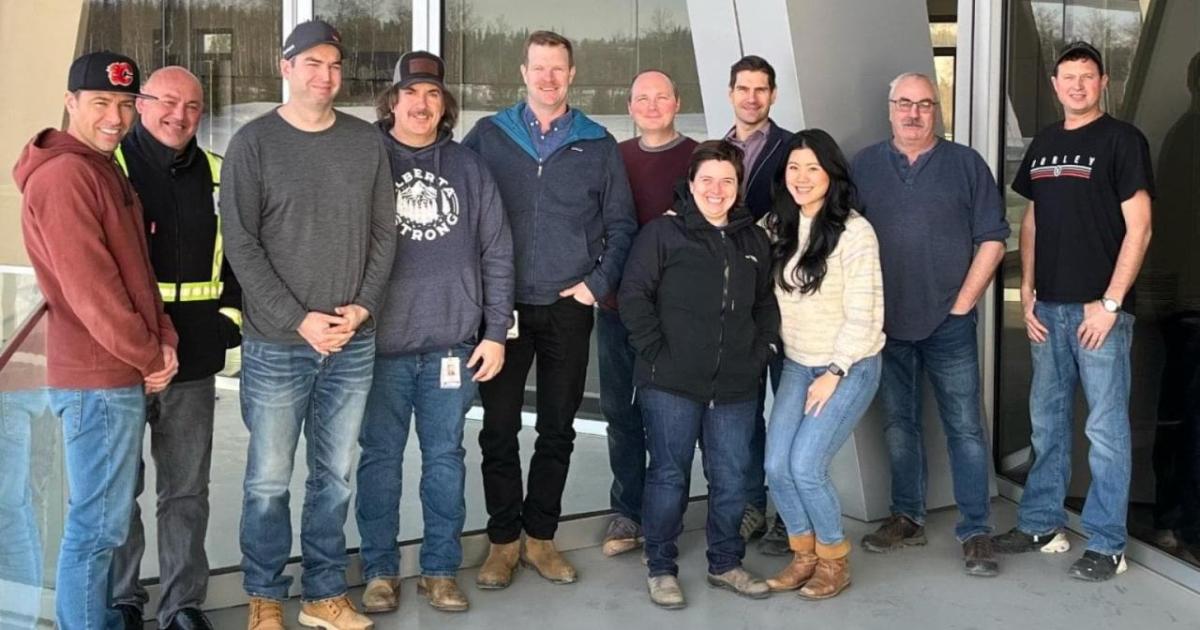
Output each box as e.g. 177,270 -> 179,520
760,129 -> 885,600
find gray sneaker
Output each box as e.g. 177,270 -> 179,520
757,514 -> 790,556
602,515 -> 642,557
706,567 -> 770,599
647,575 -> 686,609
861,514 -> 927,553
739,505 -> 768,542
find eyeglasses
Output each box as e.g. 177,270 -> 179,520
889,98 -> 938,112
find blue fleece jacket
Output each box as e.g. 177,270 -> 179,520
462,103 -> 637,305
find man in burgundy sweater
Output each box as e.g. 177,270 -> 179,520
600,69 -> 698,557
13,51 -> 178,628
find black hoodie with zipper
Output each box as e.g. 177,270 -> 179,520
618,185 -> 780,404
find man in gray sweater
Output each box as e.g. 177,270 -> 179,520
354,51 -> 514,616
219,20 -> 395,630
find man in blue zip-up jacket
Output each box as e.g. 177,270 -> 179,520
462,30 -> 636,589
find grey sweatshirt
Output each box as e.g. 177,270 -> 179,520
375,125 -> 514,355
220,110 -> 397,343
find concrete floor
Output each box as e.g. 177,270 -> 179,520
201,500 -> 1200,630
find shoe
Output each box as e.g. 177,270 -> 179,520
757,514 -> 790,556
361,577 -> 400,613
962,534 -> 1000,577
417,576 -> 469,612
739,505 -> 768,542
247,598 -> 286,630
798,540 -> 851,600
647,575 -> 686,609
1154,529 -> 1179,550
1068,550 -> 1128,582
522,536 -> 578,584
861,514 -> 926,553
705,566 -> 770,599
165,607 -> 215,630
991,527 -> 1071,554
765,534 -> 817,591
602,515 -> 643,557
113,604 -> 143,630
476,541 -> 520,589
298,595 -> 373,630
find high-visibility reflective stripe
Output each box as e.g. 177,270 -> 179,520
159,281 -> 223,302
219,307 -> 243,330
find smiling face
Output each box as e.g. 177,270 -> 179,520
281,44 -> 343,109
729,70 -> 776,128
1052,58 -> 1107,118
689,159 -> 739,225
137,68 -> 203,152
628,71 -> 679,135
521,43 -> 575,114
784,147 -> 830,214
391,82 -> 444,147
64,89 -> 137,155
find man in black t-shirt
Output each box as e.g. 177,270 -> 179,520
992,42 -> 1154,583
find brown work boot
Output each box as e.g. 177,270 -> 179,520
247,597 -> 285,630
861,514 -> 926,553
766,533 -> 818,591
601,515 -> 643,557
417,576 -> 469,612
360,577 -> 400,613
705,566 -> 770,599
798,540 -> 851,600
476,541 -> 520,589
297,595 -> 373,630
521,536 -> 578,584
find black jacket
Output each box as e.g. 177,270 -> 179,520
742,120 -> 793,221
619,186 -> 780,404
119,123 -> 241,382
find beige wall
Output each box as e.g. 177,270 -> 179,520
0,0 -> 85,266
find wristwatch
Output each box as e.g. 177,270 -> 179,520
1100,297 -> 1120,313
826,363 -> 846,377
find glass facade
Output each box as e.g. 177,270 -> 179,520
998,0 -> 1200,567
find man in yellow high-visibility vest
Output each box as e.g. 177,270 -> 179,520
109,65 -> 241,630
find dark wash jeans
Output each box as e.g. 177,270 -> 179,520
879,311 -> 992,541
597,306 -> 646,523
478,297 -> 594,542
639,387 -> 755,577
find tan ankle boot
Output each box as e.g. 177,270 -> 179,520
476,541 -> 521,589
521,536 -> 577,584
766,533 -> 817,591
417,576 -> 469,612
298,595 -> 373,630
361,577 -> 400,613
247,597 -> 285,630
798,539 -> 851,600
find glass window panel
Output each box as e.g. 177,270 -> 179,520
314,0 -> 413,122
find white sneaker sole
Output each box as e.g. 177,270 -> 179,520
1039,532 -> 1071,554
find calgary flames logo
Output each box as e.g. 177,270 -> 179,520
106,62 -> 135,87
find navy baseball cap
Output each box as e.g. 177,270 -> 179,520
282,20 -> 345,60
67,51 -> 153,98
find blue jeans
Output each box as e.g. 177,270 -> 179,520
639,387 -> 755,577
355,344 -> 477,579
49,386 -> 145,630
597,307 -> 646,522
1,389 -> 50,627
766,355 -> 881,544
745,356 -> 783,513
1018,301 -> 1134,555
239,333 -> 375,601
880,312 -> 992,540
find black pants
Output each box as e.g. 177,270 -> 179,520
479,297 -> 594,542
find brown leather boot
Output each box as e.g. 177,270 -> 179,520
521,536 -> 578,584
246,597 -> 285,630
476,541 -> 521,590
798,539 -> 851,600
417,576 -> 469,612
766,533 -> 817,591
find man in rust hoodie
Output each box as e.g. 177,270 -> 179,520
12,51 -> 179,629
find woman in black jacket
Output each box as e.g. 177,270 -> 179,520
619,140 -> 781,609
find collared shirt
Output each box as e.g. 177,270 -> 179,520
522,105 -> 573,161
724,120 -> 773,184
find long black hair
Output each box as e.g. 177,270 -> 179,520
765,129 -> 857,295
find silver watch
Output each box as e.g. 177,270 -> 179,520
1100,297 -> 1120,313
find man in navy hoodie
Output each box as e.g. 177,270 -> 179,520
463,30 -> 637,588
354,51 -> 513,616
